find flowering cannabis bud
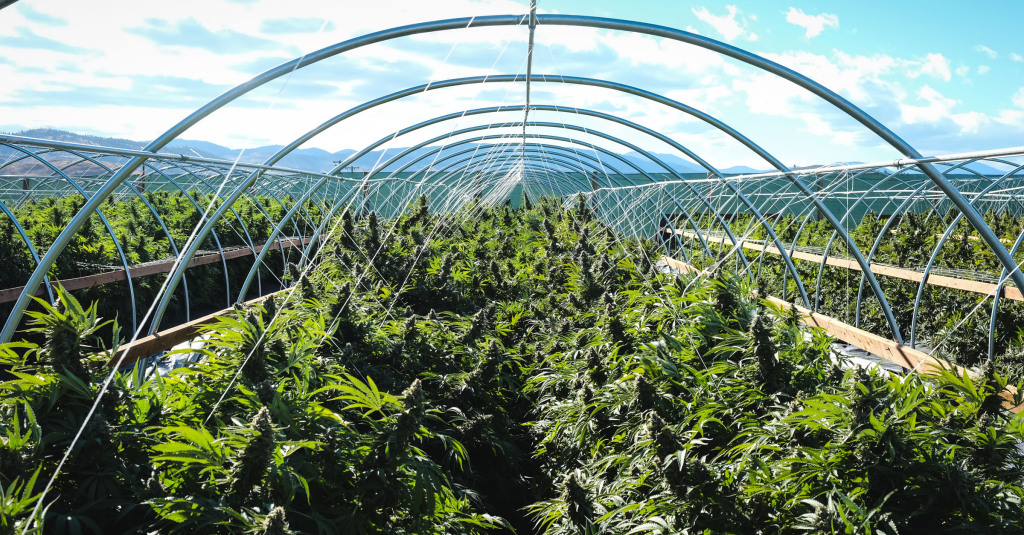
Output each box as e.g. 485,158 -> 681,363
647,413 -> 678,460
714,278 -> 738,322
261,506 -> 291,535
257,379 -> 276,405
543,218 -> 556,239
750,314 -> 779,389
340,209 -> 355,247
575,194 -> 591,221
145,475 -> 164,495
262,296 -> 277,324
561,474 -> 594,529
462,308 -> 488,344
389,379 -> 425,459
300,270 -> 315,303
635,374 -> 657,413
438,253 -> 455,283
228,407 -> 275,506
366,210 -> 381,252
242,311 -> 268,383
571,378 -> 592,404
578,250 -> 592,275
334,282 -> 353,316
586,349 -> 607,385
401,317 -> 417,343
269,337 -> 287,366
48,318 -> 87,380
607,314 -> 630,351
578,226 -> 592,252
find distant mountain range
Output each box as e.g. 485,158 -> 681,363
6,129 -> 1009,178
3,128 -> 764,176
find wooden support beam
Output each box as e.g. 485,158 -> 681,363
658,255 -> 1021,413
659,255 -> 701,274
107,292 -> 280,369
766,296 -> 948,375
770,297 -> 1022,413
0,237 -> 314,304
665,229 -> 1022,301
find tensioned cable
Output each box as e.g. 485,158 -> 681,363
202,13 -> 536,421
522,0 -> 538,167
22,18 -> 337,531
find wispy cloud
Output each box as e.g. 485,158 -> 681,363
5,75 -> 231,108
16,4 -> 67,26
973,45 -> 997,59
259,18 -> 336,35
2,27 -> 79,53
993,88 -> 1024,130
2,0 -> 1021,165
126,17 -> 281,53
909,53 -> 952,82
691,5 -> 754,42
784,7 -> 838,39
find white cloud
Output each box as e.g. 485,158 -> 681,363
784,7 -> 838,39
1012,53 -> 1024,63
908,53 -> 952,82
897,85 -> 994,135
950,110 -> 988,134
4,0 -> 1024,167
901,86 -> 956,124
974,45 -> 997,59
993,88 -> 1024,129
977,65 -> 990,75
691,5 -> 748,42
1014,88 -> 1024,109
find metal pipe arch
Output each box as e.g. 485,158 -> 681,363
909,162 -> 1024,348
5,13 -> 1013,345
387,127 -> 752,274
410,144 -> 716,261
1,14 -> 531,343
359,117 -> 756,274
0,194 -> 56,304
536,14 -> 1024,310
2,145 -> 140,334
54,148 -> 197,324
370,132 -> 725,268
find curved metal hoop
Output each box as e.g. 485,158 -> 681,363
3,13 -> 1021,350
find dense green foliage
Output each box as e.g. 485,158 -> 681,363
668,209 -> 1024,377
0,190 -> 324,331
1,198 -> 1023,533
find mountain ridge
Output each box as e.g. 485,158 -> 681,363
5,128 -> 766,175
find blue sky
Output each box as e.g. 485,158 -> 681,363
1,0 -> 1022,168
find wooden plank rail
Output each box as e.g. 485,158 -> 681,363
0,237 -> 314,304
663,229 -> 1022,301
107,291 -> 280,369
659,255 -> 1022,413
769,297 -> 1022,414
